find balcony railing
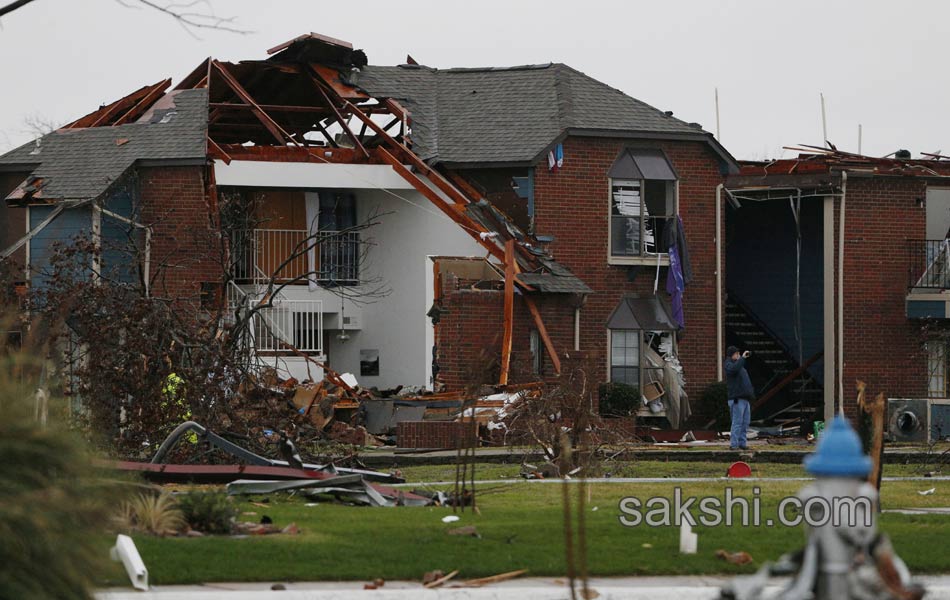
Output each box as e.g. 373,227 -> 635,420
909,239 -> 950,290
232,229 -> 360,287
253,299 -> 324,354
225,282 -> 323,354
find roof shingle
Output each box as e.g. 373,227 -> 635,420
0,89 -> 208,201
351,63 -> 720,166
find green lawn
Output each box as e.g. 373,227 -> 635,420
106,478 -> 950,586
398,460 -> 945,482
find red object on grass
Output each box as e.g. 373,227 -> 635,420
727,461 -> 752,478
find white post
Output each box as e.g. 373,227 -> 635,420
823,196 -> 836,423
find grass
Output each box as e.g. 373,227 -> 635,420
398,460 -> 945,482
103,477 -> 950,586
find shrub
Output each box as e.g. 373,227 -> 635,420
177,491 -> 238,534
0,346 -> 114,600
702,381 -> 730,429
597,382 -> 640,417
123,490 -> 185,536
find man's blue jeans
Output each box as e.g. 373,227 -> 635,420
728,398 -> 750,449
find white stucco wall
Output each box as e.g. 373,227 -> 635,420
322,188 -> 482,389
221,159 -> 485,389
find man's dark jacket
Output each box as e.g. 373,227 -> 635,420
724,356 -> 755,400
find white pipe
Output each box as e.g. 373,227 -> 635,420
716,184 -> 724,381
823,195 -> 836,423
574,307 -> 581,352
838,171 -> 847,415
110,534 -> 149,591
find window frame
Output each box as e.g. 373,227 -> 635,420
608,177 -> 679,266
609,328 -> 641,388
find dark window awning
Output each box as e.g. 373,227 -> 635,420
608,148 -> 678,181
606,295 -> 678,331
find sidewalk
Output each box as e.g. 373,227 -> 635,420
96,575 -> 950,599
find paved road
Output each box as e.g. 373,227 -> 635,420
96,575 -> 950,599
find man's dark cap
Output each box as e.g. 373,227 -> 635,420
726,345 -> 739,357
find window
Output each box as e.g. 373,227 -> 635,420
610,329 -> 640,386
928,340 -> 949,397
607,148 -> 678,263
530,329 -> 545,376
610,179 -> 676,258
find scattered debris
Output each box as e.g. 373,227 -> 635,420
226,477 -> 431,508
424,569 -> 459,589
110,534 -> 149,592
727,461 -> 752,478
918,488 -> 936,496
716,549 -> 754,565
447,525 -> 480,538
441,515 -> 460,523
459,569 -> 528,587
679,521 -> 698,554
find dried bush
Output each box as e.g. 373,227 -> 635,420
122,490 -> 185,536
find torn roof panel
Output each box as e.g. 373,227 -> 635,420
350,63 -> 732,167
0,89 -> 208,202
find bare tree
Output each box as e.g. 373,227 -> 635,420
0,0 -> 249,35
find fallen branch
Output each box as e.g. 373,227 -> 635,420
424,569 -> 459,589
461,569 -> 528,587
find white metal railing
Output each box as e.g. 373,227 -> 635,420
252,299 -> 324,354
232,229 -> 360,287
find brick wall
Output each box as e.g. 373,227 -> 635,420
838,177 -> 928,416
397,421 -> 477,449
138,165 -> 220,307
532,136 -> 726,411
0,172 -> 29,271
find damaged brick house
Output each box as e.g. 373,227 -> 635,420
725,148 -> 950,431
0,33 -> 740,428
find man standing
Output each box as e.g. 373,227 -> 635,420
724,346 -> 754,450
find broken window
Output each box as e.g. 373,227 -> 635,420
607,148 -> 678,261
610,179 -> 675,257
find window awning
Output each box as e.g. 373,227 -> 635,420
606,295 -> 678,331
608,148 -> 678,181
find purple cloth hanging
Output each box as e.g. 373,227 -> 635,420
666,242 -> 686,329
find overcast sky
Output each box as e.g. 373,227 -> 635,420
1,0 -> 946,161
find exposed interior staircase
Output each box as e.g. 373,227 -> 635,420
725,293 -> 823,428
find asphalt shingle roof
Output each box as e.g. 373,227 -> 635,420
0,89 -> 208,201
351,63 -> 713,166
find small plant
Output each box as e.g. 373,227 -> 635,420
597,382 -> 640,417
177,491 -> 238,534
123,490 -> 185,536
702,381 -> 730,430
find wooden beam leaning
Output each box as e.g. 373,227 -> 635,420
524,294 -> 561,375
211,60 -> 297,146
499,239 -> 516,386
375,147 -> 505,263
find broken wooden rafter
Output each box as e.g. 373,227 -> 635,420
207,136 -> 232,165
307,71 -> 370,158
524,295 -> 561,375
64,79 -> 170,129
113,78 -> 172,126
499,239 -> 516,386
211,60 -> 299,147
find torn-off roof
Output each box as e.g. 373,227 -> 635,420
0,88 -> 208,202
351,63 -> 736,169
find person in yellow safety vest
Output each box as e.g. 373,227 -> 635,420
161,372 -> 197,444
